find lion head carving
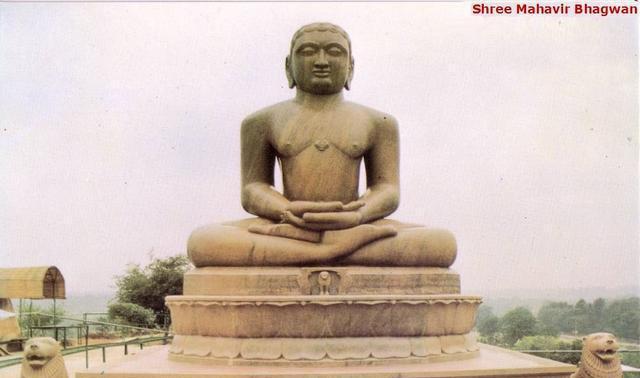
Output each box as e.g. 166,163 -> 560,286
571,333 -> 622,378
21,337 -> 69,378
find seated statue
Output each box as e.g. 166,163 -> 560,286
188,23 -> 457,267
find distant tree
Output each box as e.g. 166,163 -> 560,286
476,307 -> 500,343
478,314 -> 499,336
587,297 -> 606,333
476,305 -> 495,325
108,302 -> 156,329
537,302 -> 574,335
514,335 -> 582,365
573,299 -> 590,334
114,255 -> 192,326
499,307 -> 537,345
604,297 -> 640,341
534,321 -> 559,337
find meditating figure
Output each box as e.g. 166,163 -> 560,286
188,23 -> 457,267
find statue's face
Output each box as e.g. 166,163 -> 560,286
290,30 -> 351,95
24,337 -> 59,368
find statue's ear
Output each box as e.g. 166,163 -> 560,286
344,57 -> 354,90
285,56 -> 296,89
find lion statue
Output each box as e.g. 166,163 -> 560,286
571,332 -> 623,378
20,337 -> 69,378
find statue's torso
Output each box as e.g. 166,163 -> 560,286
268,102 -> 376,203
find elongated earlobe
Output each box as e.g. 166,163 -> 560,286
345,58 -> 354,90
285,56 -> 296,89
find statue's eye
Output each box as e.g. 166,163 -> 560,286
298,47 -> 317,56
326,47 -> 344,56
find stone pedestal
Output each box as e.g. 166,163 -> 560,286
166,267 -> 482,364
182,267 -> 462,296
77,267 -> 575,377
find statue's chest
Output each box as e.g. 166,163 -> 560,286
272,118 -> 370,159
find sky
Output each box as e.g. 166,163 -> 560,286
0,3 -> 638,299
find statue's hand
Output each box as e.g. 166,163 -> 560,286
286,201 -> 364,216
342,200 -> 365,212
287,201 -> 344,216
293,211 -> 362,231
282,201 -> 366,230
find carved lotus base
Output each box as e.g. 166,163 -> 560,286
166,267 -> 481,364
166,293 -> 481,363
166,294 -> 481,338
168,334 -> 480,365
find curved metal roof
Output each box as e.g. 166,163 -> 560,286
0,266 -> 65,299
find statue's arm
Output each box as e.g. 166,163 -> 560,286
358,114 -> 400,223
240,114 -> 289,221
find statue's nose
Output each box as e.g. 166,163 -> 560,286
607,339 -> 614,344
314,51 -> 329,68
30,344 -> 38,350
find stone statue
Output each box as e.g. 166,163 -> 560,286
21,337 -> 69,378
571,333 -> 623,378
188,22 -> 457,267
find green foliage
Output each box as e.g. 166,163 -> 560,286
622,350 -> 640,369
499,307 -> 537,345
479,296 -> 640,369
476,305 -> 495,324
589,298 -> 606,333
534,297 -> 639,341
114,255 -> 192,326
604,297 -> 639,341
537,301 -> 574,335
108,302 -> 156,328
514,335 -> 582,365
18,303 -> 66,328
90,316 -> 115,338
478,314 -> 500,337
476,306 -> 501,344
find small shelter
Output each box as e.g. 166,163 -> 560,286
0,266 -> 66,343
0,266 -> 66,300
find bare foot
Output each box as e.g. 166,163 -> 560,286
318,224 -> 397,260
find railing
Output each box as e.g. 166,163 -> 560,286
0,312 -> 171,370
0,334 -> 172,369
515,349 -> 640,375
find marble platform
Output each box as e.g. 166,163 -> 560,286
76,343 -> 576,377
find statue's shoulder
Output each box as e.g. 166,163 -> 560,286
344,101 -> 398,130
241,100 -> 295,129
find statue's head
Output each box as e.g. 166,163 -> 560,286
23,337 -> 61,368
582,332 -> 620,363
286,22 -> 354,95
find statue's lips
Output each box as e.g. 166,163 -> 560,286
595,346 -> 619,361
312,71 -> 331,78
26,353 -> 49,366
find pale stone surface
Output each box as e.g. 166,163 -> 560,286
20,337 -> 69,378
183,267 -> 461,296
571,333 -> 622,378
76,344 -> 576,377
